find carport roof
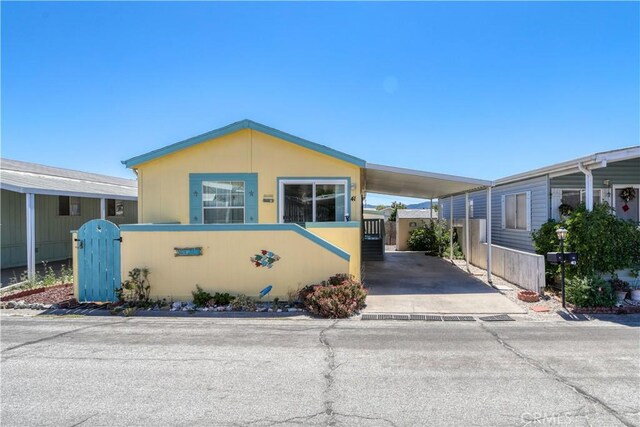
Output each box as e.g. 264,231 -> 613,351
365,163 -> 491,199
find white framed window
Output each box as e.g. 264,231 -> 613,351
58,196 -> 81,216
279,179 -> 347,223
501,192 -> 531,231
202,181 -> 245,224
550,188 -> 603,220
469,199 -> 474,218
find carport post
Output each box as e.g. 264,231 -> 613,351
486,187 -> 493,283
430,198 -> 433,219
465,192 -> 470,271
449,197 -> 453,262
26,193 -> 36,280
100,198 -> 106,220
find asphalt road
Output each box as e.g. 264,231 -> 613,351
1,315 -> 639,427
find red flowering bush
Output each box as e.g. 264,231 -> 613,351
299,274 -> 367,318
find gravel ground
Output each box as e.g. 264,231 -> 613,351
450,260 -> 565,321
1,284 -> 74,305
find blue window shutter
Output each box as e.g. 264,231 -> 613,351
245,174 -> 258,223
189,177 -> 202,224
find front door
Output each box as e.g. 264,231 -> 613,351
77,219 -> 121,302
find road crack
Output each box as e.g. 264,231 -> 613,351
480,323 -> 636,427
2,319 -> 130,355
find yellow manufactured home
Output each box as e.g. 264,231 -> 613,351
74,120 -> 364,301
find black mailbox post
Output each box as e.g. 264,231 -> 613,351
547,228 -> 577,309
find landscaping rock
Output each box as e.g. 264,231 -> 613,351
172,302 -> 182,310
6,301 -> 15,309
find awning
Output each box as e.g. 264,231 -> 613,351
364,163 -> 491,199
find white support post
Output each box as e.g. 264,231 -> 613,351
430,198 -> 433,219
449,197 -> 454,262
26,193 -> 36,280
100,198 -> 106,220
465,192 -> 470,271
486,187 -> 492,283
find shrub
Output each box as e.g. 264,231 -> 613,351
532,203 -> 640,281
118,267 -> 151,305
231,294 -> 256,311
212,292 -> 234,306
192,285 -> 213,307
407,220 -> 464,259
609,278 -> 630,293
565,275 -> 616,308
300,274 -> 367,318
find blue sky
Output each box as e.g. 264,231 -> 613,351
2,2 -> 638,205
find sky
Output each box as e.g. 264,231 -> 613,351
2,1 -> 638,206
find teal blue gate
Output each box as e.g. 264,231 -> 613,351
77,219 -> 121,302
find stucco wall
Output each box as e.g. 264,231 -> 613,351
118,226 -> 352,301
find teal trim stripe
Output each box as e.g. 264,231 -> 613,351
305,221 -> 360,228
119,223 -> 351,261
189,173 -> 258,224
122,119 -> 366,168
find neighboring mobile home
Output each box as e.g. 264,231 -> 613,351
439,147 -> 640,253
0,159 -> 137,278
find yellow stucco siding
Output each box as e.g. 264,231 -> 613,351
134,129 -> 361,225
307,226 -> 361,278
119,229 -> 350,300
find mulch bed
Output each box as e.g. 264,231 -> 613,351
1,284 -> 74,305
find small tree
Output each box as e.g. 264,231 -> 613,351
389,201 -> 407,222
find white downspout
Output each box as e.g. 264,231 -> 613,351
100,198 -> 106,220
577,162 -> 593,211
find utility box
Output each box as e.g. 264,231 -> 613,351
546,252 -> 578,265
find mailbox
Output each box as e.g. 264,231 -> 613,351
546,252 -> 578,265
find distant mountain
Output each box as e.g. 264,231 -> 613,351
406,201 -> 431,209
364,201 -> 431,209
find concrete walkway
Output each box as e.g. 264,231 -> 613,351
363,252 -> 525,314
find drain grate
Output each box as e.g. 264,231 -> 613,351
392,314 -> 410,321
410,314 -> 443,321
361,314 -> 378,320
479,314 -> 514,322
442,315 -> 476,321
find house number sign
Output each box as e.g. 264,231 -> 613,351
174,247 -> 203,257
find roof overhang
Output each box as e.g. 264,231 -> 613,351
495,146 -> 639,185
0,182 -> 138,200
364,163 -> 491,199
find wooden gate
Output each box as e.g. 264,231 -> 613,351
77,219 -> 121,302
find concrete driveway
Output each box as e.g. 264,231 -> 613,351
363,252 -> 525,314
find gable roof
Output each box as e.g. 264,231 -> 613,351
0,158 -> 137,200
122,119 -> 367,169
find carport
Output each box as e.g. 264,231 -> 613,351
362,164 -> 522,314
364,163 -> 494,280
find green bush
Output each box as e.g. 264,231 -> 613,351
118,267 -> 151,305
565,275 -> 616,308
532,203 -> 640,280
300,274 -> 367,318
407,220 -> 464,259
212,292 -> 234,306
191,285 -> 213,307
